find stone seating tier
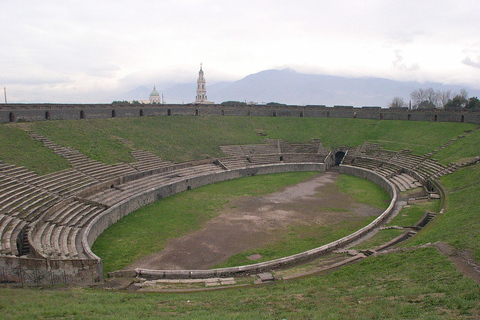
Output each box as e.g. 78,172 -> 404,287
279,143 -> 319,154
0,182 -> 59,221
216,157 -> 251,170
0,214 -> 26,256
27,169 -> 95,193
71,160 -> 138,182
248,154 -> 283,165
219,145 -> 245,157
88,163 -> 225,206
45,200 -> 105,228
241,144 -> 279,155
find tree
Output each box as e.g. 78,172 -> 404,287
388,97 -> 406,108
437,90 -> 452,109
467,97 -> 480,110
444,95 -> 468,110
417,100 -> 436,109
410,88 -> 468,109
220,101 -> 247,107
410,88 -> 438,109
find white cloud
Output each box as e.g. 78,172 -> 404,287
462,56 -> 480,69
1,0 -> 480,102
392,50 -> 420,72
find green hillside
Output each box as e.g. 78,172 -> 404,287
0,117 -> 475,175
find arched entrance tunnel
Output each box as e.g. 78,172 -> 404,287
335,151 -> 345,165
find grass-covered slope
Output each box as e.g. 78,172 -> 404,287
15,117 -> 477,166
0,117 -> 475,173
0,124 -> 69,175
0,248 -> 478,319
407,164 -> 480,261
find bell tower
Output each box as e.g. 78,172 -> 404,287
195,63 -> 212,104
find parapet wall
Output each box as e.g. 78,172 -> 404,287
1,104 -> 479,124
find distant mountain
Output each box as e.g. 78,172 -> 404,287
130,69 -> 480,107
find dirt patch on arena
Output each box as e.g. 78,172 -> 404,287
125,171 -> 384,271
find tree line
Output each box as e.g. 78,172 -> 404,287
389,88 -> 480,110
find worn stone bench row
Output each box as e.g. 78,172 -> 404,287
88,163 -> 225,206
32,221 -> 83,259
0,214 -> 26,256
348,153 -> 452,182
29,198 -> 106,259
0,175 -> 59,221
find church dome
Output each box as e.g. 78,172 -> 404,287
150,86 -> 160,97
149,86 -> 161,103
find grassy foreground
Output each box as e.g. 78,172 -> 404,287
1,248 -> 478,319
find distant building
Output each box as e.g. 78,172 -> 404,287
195,64 -> 214,104
149,86 -> 161,103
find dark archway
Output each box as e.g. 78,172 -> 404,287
461,114 -> 465,123
45,111 -> 50,120
335,151 -> 345,166
9,112 -> 15,122
272,111 -> 277,117
139,109 -> 144,117
379,113 -> 383,120
221,109 -> 225,116
167,109 -> 171,116
433,114 -> 438,122
111,110 -> 116,118
300,111 -> 304,117
195,109 -> 199,116
80,110 -> 85,119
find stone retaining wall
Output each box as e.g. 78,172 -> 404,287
1,104 -> 478,124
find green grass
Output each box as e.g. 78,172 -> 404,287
93,171 -> 320,273
433,128 -> 480,165
353,201 -> 439,250
0,117 -> 474,174
25,117 -> 476,167
336,174 -> 391,209
0,124 -> 70,175
407,164 -> 480,261
0,248 -> 478,319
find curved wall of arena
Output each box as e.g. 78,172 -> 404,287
82,163 -> 326,261
105,165 -> 398,279
1,104 -> 479,124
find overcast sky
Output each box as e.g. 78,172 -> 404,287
1,0 -> 480,103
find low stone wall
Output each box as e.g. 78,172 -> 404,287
1,104 -> 478,124
134,165 -> 399,279
0,255 -> 102,284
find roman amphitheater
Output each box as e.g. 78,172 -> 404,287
0,104 -> 479,292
